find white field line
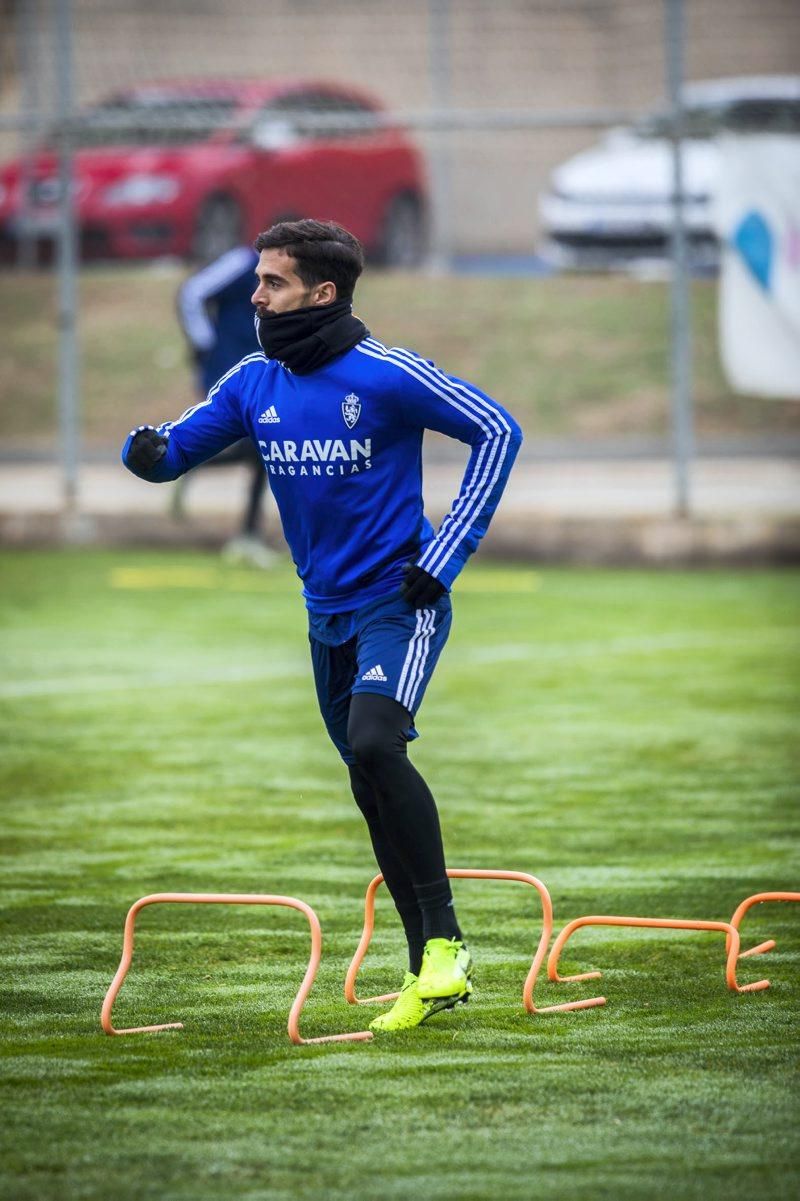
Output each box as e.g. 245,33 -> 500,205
4,628 -> 794,698
3,626 -> 795,698
0,661 -> 302,699
463,628 -> 798,665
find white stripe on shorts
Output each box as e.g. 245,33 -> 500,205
396,607 -> 436,713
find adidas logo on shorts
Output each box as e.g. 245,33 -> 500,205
361,664 -> 388,682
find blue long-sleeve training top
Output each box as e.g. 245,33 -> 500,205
122,335 -> 523,614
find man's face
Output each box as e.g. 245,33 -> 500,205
251,248 -> 335,316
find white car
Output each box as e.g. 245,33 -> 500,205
538,75 -> 800,267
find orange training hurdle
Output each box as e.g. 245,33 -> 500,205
546,913 -> 771,1008
728,891 -> 800,959
101,892 -> 373,1045
345,868 -> 605,1015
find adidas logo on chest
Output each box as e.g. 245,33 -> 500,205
258,405 -> 280,423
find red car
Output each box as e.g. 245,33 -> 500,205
0,79 -> 428,266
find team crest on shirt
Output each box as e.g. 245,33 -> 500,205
342,392 -> 361,429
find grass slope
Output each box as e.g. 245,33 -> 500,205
1,551 -> 798,1201
1,267 -> 799,452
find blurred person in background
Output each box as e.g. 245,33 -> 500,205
176,245 -> 277,567
122,219 -> 522,1032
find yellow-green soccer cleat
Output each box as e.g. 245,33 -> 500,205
369,971 -> 469,1032
417,937 -> 474,1001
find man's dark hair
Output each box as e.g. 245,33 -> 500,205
254,219 -> 364,301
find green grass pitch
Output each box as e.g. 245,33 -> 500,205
1,550 -> 798,1200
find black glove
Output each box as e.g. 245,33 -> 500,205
126,425 -> 168,474
400,563 -> 446,607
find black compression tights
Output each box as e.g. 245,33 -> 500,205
346,693 -> 461,971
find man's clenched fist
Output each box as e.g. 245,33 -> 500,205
400,564 -> 446,607
126,425 -> 168,474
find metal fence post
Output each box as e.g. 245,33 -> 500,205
427,0 -> 453,273
15,0 -> 39,271
665,0 -> 694,517
55,0 -> 81,523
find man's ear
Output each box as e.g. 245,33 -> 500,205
312,280 -> 337,306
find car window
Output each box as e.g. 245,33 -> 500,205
635,96 -> 800,140
635,106 -> 723,140
251,92 -> 376,142
722,98 -> 800,133
70,96 -> 239,147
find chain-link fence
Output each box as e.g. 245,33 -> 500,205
1,0 -> 799,518
4,0 -> 799,255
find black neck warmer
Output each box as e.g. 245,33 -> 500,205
256,298 -> 369,375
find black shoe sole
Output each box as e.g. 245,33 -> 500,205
418,990 -> 471,1025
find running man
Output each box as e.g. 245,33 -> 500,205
176,245 -> 274,566
122,220 -> 522,1031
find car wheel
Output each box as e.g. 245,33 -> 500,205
192,194 -> 244,264
377,193 -> 427,268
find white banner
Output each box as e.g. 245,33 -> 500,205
713,133 -> 800,399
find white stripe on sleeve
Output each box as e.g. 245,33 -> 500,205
160,352 -> 265,432
355,341 -> 512,576
177,247 -> 256,352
